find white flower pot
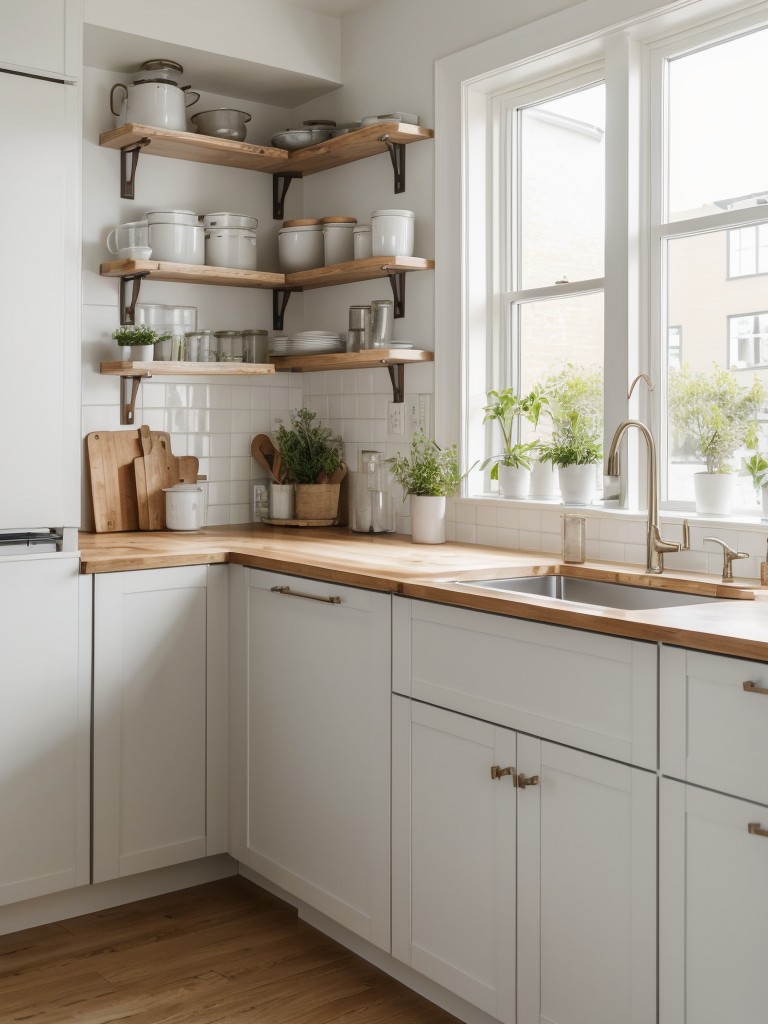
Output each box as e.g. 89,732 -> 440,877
410,495 -> 446,544
529,459 -> 559,499
557,463 -> 597,505
693,472 -> 734,516
118,344 -> 154,362
498,464 -> 531,499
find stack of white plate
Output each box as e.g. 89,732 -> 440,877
271,331 -> 344,356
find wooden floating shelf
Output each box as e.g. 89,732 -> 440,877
99,121 -> 432,177
270,349 -> 434,373
100,361 -> 276,377
99,260 -> 285,289
286,256 -> 435,290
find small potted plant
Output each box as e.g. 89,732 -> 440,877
275,408 -> 346,521
388,432 -> 461,543
481,384 -> 549,498
538,364 -> 603,505
669,365 -> 765,515
744,451 -> 768,519
112,325 -> 169,362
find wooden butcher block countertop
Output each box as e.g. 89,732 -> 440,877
78,524 -> 768,660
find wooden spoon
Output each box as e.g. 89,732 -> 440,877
251,434 -> 281,482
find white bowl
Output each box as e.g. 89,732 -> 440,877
118,245 -> 153,261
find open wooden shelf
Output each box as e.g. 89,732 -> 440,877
269,348 -> 433,373
285,256 -> 434,290
99,259 -> 284,289
99,121 -> 432,177
100,361 -> 276,377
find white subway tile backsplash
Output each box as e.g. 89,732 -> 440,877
455,523 -> 477,544
356,369 -> 374,394
476,526 -> 499,546
231,409 -> 251,434
342,394 -> 359,419
250,385 -> 272,411
519,531 -> 542,551
597,540 -> 625,564
497,527 -> 520,549
357,394 -> 375,419
454,503 -> 476,524
476,505 -> 498,527
496,507 -> 519,530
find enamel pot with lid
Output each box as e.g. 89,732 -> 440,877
110,59 -> 200,132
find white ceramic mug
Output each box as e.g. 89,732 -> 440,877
106,220 -> 149,255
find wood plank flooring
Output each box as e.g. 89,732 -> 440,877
0,878 -> 459,1024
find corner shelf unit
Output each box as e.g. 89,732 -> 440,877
99,121 -> 434,213
99,256 -> 435,330
100,349 -> 433,424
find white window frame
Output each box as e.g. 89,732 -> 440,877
436,0 -> 768,516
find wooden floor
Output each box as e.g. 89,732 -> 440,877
0,878 -> 460,1024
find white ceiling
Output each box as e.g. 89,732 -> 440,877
278,0 -> 377,16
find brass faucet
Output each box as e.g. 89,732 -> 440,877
606,419 -> 689,574
704,537 -> 749,582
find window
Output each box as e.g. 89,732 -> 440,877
728,224 -> 768,278
729,312 -> 768,369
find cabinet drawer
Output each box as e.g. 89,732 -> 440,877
393,597 -> 657,768
660,646 -> 768,805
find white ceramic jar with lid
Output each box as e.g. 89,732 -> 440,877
146,210 -> 203,265
370,209 -> 415,257
321,217 -> 356,266
278,220 -> 324,272
202,212 -> 258,230
163,484 -> 205,531
204,228 -> 258,270
110,59 -> 200,131
353,224 -> 372,260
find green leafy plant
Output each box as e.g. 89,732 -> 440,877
112,325 -> 170,346
537,364 -> 604,467
744,452 -> 768,493
387,433 -> 461,497
669,364 -> 765,474
481,384 -> 549,478
274,407 -> 344,484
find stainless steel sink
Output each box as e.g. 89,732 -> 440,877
457,574 -> 730,611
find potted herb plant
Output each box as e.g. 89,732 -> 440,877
669,365 -> 765,515
481,385 -> 548,498
274,408 -> 346,520
744,451 -> 768,519
112,325 -> 169,362
539,364 -> 604,505
387,432 -> 461,543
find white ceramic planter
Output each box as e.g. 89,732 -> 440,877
119,344 -> 153,362
694,472 -> 734,516
498,464 -> 531,499
558,463 -> 597,505
530,458 -> 559,499
410,495 -> 446,544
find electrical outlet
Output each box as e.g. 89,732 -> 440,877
387,401 -> 405,436
406,394 -> 431,434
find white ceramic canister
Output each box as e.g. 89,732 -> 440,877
321,217 -> 356,266
278,220 -> 324,273
370,208 -> 415,257
205,228 -> 258,270
146,210 -> 203,265
163,484 -> 205,531
202,212 -> 258,230
353,224 -> 372,260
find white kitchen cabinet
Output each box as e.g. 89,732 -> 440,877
239,569 -> 391,951
0,554 -> 90,906
92,565 -> 228,883
392,697 -> 657,1024
0,66 -> 80,529
0,0 -> 73,78
659,779 -> 768,1024
393,597 -> 657,769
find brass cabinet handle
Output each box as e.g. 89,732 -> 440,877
748,822 -> 768,838
491,765 -> 515,781
270,585 -> 341,605
516,773 -> 539,789
743,680 -> 768,696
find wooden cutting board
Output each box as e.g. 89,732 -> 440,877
134,426 -> 200,530
87,428 -> 196,532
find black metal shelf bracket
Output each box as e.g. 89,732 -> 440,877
387,271 -> 406,318
380,134 -> 406,193
119,272 -> 150,324
272,288 -> 295,331
120,374 -> 149,425
387,363 -> 405,404
272,172 -> 302,220
120,137 -> 151,199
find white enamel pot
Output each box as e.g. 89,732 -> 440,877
110,80 -> 200,132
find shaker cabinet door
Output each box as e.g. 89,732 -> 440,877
93,566 -> 226,882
